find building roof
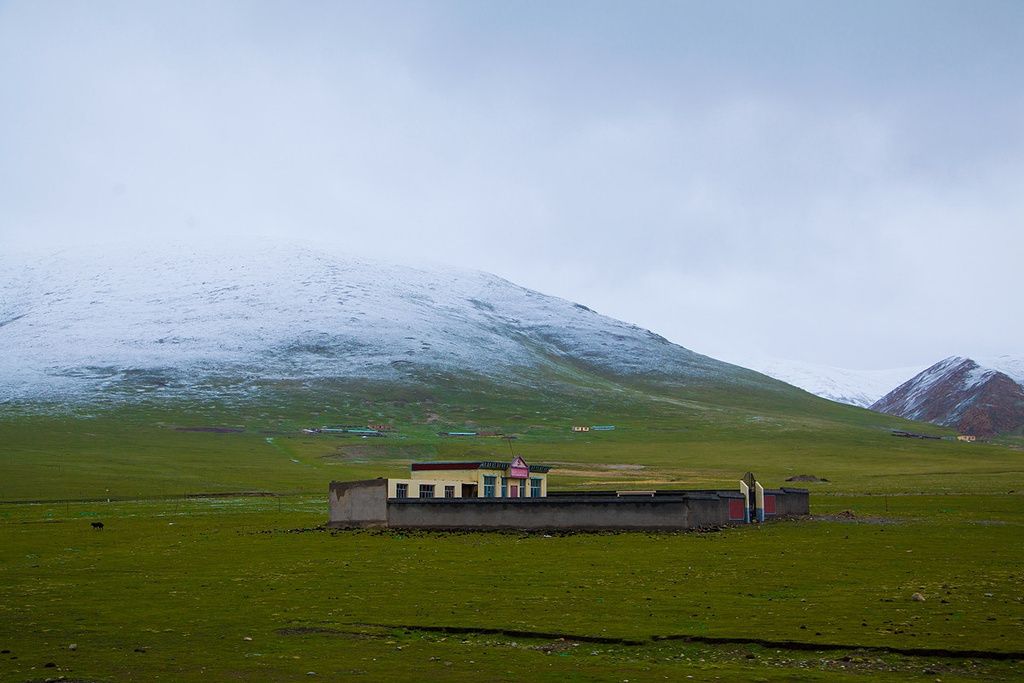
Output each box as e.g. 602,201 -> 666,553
411,460 -> 551,473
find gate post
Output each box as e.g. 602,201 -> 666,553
739,480 -> 750,523
755,482 -> 766,522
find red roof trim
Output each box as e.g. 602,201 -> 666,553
411,462 -> 482,471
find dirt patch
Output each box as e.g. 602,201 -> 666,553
186,491 -> 276,498
814,511 -> 901,524
547,469 -> 641,479
354,622 -> 1024,661
786,474 -> 830,483
275,626 -> 371,639
356,622 -> 642,645
321,444 -> 434,462
546,462 -> 645,470
548,463 -> 647,479
530,639 -> 580,654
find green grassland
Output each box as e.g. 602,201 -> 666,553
2,379 -> 1024,680
0,376 -> 999,501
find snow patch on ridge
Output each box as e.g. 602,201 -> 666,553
728,355 -> 925,407
977,355 -> 1024,386
0,243 -> 750,404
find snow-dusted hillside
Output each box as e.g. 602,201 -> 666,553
871,356 -> 1024,436
727,356 -> 924,407
976,355 -> 1024,386
0,244 -> 767,404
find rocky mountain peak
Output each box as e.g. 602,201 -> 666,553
871,356 -> 1024,436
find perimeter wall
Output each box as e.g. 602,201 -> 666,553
327,481 -> 809,530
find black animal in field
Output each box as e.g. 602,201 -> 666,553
91,521 -> 104,530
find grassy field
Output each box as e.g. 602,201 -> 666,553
0,383 -> 1002,502
2,385 -> 1024,681
1,495 -> 1022,681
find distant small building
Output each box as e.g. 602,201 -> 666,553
591,425 -> 615,431
321,425 -> 384,436
891,430 -> 941,440
571,426 -> 590,432
957,434 -> 976,442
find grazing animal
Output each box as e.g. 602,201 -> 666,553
91,521 -> 104,530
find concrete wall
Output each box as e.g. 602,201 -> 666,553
385,493 -> 738,530
767,488 -> 809,517
328,479 -> 388,527
328,481 -> 808,530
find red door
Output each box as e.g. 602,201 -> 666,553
510,485 -> 519,498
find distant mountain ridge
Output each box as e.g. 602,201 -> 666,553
870,356 -> 1024,436
733,356 -> 924,408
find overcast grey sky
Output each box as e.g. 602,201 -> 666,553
2,1 -> 1021,369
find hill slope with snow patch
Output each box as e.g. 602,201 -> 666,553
0,244 -> 789,407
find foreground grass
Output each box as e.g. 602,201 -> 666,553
1,495 -> 1022,681
2,385 -> 1023,680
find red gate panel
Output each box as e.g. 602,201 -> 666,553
728,498 -> 745,521
763,494 -> 777,515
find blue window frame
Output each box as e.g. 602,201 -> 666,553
530,478 -> 542,498
501,477 -> 507,497
483,475 -> 496,498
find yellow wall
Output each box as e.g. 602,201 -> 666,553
390,469 -> 548,498
388,478 -> 469,498
410,469 -> 479,484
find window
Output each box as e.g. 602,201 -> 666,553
483,475 -> 496,498
444,485 -> 455,499
419,484 -> 435,498
395,483 -> 408,499
501,477 -> 508,497
530,478 -> 542,498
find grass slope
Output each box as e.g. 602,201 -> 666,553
0,374 -> 990,501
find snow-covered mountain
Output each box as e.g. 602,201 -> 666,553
728,356 -> 924,408
0,243 -> 778,405
871,356 -> 1024,436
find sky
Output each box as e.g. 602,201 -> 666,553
1,0 -> 1022,370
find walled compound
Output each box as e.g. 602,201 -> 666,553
328,459 -> 809,531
